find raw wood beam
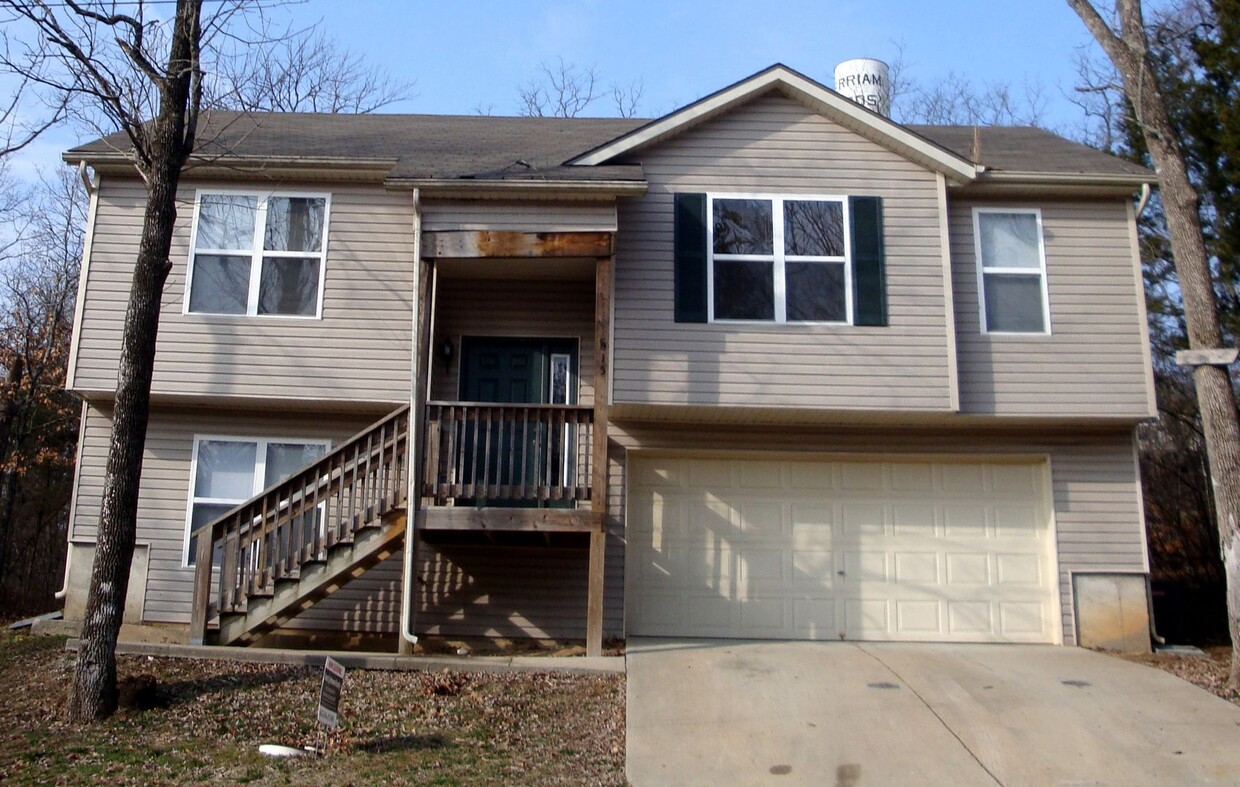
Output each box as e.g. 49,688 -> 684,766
421,230 -> 613,259
417,507 -> 604,532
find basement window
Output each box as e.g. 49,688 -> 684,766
183,436 -> 330,567
186,191 -> 331,318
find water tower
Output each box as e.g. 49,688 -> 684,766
834,58 -> 892,117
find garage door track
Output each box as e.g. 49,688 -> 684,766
626,639 -> 1240,786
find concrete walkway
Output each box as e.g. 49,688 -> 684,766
626,639 -> 1240,786
65,639 -> 624,675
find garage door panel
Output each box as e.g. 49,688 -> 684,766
941,463 -> 987,493
896,600 -> 942,634
948,601 -> 993,635
792,598 -> 838,636
841,502 -> 885,536
995,505 -> 1043,537
1000,602 -> 1047,636
996,553 -> 1043,585
945,553 -> 991,586
944,504 -> 988,537
893,553 -> 939,585
792,550 -> 837,589
627,457 -> 1058,644
893,505 -> 936,537
845,599 -> 890,637
739,597 -> 787,631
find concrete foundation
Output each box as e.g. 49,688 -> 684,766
62,540 -> 149,624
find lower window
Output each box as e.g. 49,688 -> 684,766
184,436 -> 329,566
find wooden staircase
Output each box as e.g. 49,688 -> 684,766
189,406 -> 410,646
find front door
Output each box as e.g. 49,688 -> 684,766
459,337 -> 577,504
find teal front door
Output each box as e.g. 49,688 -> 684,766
459,337 -> 577,505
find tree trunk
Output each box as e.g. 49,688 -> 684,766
65,161 -> 176,721
1069,0 -> 1240,685
65,0 -> 202,723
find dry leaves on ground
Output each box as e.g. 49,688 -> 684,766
1122,646 -> 1240,705
0,633 -> 625,786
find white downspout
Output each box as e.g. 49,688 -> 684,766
1136,182 -> 1152,217
399,188 -> 422,651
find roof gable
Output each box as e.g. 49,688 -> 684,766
568,64 -> 979,182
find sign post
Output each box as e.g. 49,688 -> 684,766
317,657 -> 346,729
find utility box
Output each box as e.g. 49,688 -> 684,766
1073,572 -> 1151,652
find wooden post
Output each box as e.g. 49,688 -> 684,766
188,527 -> 214,645
587,252 -> 611,657
400,257 -> 434,655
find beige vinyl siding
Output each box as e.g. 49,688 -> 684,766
70,403 -> 390,629
608,421 -> 1147,645
421,199 -> 617,232
950,197 -> 1154,417
71,178 -> 414,405
613,92 -> 953,411
431,277 -> 596,405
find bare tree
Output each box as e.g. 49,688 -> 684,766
518,58 -> 599,118
0,0 -> 217,721
0,167 -> 83,614
1069,0 -> 1240,684
885,41 -> 1048,127
211,30 -> 415,113
516,58 -> 645,119
611,78 -> 644,119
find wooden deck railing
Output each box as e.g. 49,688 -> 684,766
189,405 -> 410,643
422,402 -> 594,505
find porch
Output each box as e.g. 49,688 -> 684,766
187,228 -> 613,654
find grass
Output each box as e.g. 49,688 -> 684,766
0,631 -> 625,785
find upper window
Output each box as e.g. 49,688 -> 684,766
974,208 -> 1050,334
184,436 -> 330,566
186,191 -> 330,318
709,194 -> 850,323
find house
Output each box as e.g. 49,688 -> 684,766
58,64 -> 1158,656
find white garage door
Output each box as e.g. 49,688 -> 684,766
626,456 -> 1060,643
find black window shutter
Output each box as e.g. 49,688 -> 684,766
674,192 -> 708,323
849,195 -> 887,327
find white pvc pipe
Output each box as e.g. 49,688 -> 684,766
399,189 -> 422,651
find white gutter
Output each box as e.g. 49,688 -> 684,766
399,188 -> 422,651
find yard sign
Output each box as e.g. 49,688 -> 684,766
317,657 -> 346,728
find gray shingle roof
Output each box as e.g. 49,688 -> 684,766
68,111 -> 648,182
66,109 -> 1151,183
910,125 -> 1152,179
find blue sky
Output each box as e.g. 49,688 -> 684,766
12,0 -> 1106,178
319,0 -> 1098,120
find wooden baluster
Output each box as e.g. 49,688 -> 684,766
256,495 -> 270,593
541,407 -> 553,502
377,425 -> 385,512
221,528 -> 239,612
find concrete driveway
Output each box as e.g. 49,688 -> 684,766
626,639 -> 1240,786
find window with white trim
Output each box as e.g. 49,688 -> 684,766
974,208 -> 1050,334
709,194 -> 851,323
186,191 -> 330,317
184,436 -> 330,566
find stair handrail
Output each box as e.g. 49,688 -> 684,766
189,404 -> 410,644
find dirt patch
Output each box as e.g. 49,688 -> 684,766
0,631 -> 625,785
1121,646 -> 1240,705
415,635 -> 626,658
